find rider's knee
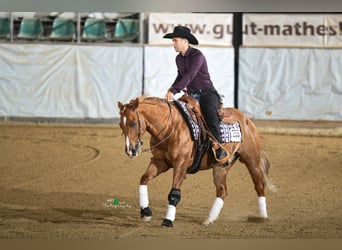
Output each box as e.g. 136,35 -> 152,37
168,188 -> 181,206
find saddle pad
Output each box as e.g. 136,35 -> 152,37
220,122 -> 242,142
174,100 -> 199,141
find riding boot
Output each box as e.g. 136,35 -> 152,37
211,142 -> 229,164
216,148 -> 228,160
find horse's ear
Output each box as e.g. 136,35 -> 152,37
118,101 -> 124,111
133,97 -> 140,109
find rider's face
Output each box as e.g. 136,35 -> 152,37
172,37 -> 189,55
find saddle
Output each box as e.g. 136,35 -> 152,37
175,95 -> 234,173
179,95 -> 232,122
174,95 -> 208,174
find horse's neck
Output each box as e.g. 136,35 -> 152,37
139,101 -> 174,138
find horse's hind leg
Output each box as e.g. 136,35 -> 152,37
243,158 -> 268,219
203,166 -> 229,225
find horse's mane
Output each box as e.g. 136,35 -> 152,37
129,96 -> 166,107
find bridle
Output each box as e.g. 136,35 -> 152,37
134,100 -> 175,154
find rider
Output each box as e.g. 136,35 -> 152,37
163,25 -> 228,163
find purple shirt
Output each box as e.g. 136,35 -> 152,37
169,47 -> 213,94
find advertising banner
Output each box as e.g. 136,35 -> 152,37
325,15 -> 342,46
148,12 -> 233,46
243,14 -> 342,47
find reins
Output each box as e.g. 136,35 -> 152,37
137,100 -> 175,153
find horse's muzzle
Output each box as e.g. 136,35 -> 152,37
126,142 -> 141,158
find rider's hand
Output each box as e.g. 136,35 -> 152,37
165,91 -> 174,101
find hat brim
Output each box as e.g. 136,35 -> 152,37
163,32 -> 199,45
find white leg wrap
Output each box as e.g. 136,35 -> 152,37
258,196 -> 268,218
139,185 -> 149,208
165,204 -> 176,222
204,197 -> 224,225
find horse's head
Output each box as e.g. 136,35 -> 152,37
118,98 -> 145,158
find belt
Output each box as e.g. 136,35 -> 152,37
187,86 -> 214,95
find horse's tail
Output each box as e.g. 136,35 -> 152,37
260,150 -> 278,192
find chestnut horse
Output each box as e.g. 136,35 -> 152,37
118,95 -> 275,227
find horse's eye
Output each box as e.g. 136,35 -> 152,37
131,121 -> 137,128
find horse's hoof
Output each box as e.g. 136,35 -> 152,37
140,207 -> 152,219
161,219 -> 173,227
142,216 -> 152,222
202,219 -> 214,226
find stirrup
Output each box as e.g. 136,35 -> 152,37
211,144 -> 230,164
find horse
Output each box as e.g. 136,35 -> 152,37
117,95 -> 275,227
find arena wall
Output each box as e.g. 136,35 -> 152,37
239,48 -> 342,120
0,44 -> 235,121
0,12 -> 341,123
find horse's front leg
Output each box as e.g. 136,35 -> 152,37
161,166 -> 188,228
139,157 -> 169,222
203,166 -> 229,225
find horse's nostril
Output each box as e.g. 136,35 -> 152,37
135,143 -> 140,153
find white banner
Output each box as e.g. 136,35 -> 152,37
243,14 -> 342,47
0,44 -> 143,118
148,12 -> 233,46
239,48 -> 342,121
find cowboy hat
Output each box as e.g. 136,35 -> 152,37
163,26 -> 199,45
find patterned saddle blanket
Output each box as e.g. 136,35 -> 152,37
220,122 -> 242,143
174,100 -> 242,143
174,100 -> 242,174
174,100 -> 200,141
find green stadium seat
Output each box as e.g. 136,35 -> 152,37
113,18 -> 139,41
17,18 -> 43,39
82,18 -> 106,41
49,18 -> 75,41
0,17 -> 10,39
